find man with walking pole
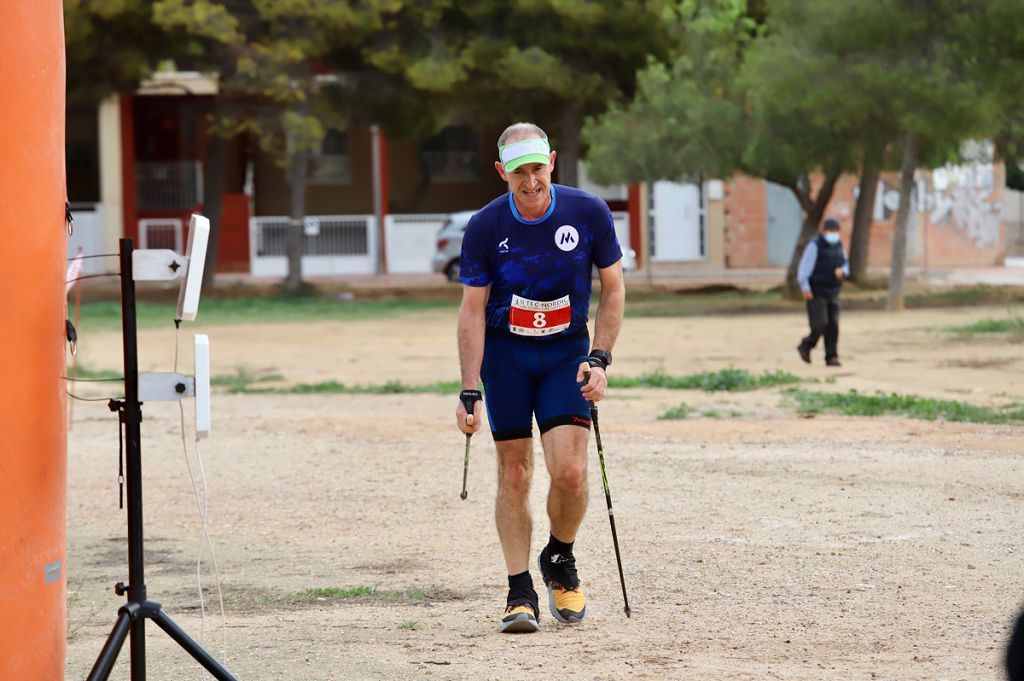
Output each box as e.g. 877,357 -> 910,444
455,122 -> 627,633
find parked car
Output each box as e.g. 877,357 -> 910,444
432,210 -> 636,283
432,210 -> 476,282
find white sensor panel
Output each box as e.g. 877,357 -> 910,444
194,334 -> 211,438
177,214 -> 210,322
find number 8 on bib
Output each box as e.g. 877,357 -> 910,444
509,294 -> 571,336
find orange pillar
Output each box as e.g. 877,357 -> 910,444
0,2 -> 68,678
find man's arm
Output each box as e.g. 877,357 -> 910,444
592,259 -> 625,353
797,240 -> 817,293
578,259 -> 625,402
456,284 -> 489,432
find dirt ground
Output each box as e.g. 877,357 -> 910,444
64,303 -> 1024,680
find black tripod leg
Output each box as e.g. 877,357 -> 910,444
87,611 -> 132,681
151,608 -> 239,681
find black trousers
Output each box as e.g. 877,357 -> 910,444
800,291 -> 840,360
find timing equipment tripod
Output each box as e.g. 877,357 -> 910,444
87,239 -> 237,680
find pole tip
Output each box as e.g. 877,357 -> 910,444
624,606 -> 632,618
460,491 -> 468,500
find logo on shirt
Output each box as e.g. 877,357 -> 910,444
554,225 -> 579,252
498,237 -> 509,253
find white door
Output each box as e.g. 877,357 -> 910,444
651,181 -> 703,261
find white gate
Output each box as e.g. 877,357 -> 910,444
384,214 -> 447,274
249,215 -> 377,276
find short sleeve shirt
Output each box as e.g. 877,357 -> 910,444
459,184 -> 622,337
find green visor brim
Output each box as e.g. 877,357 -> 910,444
503,153 -> 551,172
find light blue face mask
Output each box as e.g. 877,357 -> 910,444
824,232 -> 840,244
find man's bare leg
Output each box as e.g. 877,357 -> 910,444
535,424 -> 590,623
495,437 -> 542,631
495,438 -> 534,575
541,425 -> 590,542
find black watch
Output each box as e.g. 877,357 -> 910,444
587,349 -> 612,370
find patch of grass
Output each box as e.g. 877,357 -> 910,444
212,366 -> 284,392
785,388 -> 1024,424
946,317 -> 1024,335
382,588 -> 434,603
284,585 -> 442,605
624,290 -> 785,318
398,621 -> 420,630
236,379 -> 462,395
702,409 -> 741,419
289,586 -> 377,602
611,368 -> 800,392
74,297 -> 457,331
66,364 -> 122,380
658,404 -> 691,420
658,403 -> 743,420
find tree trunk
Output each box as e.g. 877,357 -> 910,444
887,133 -> 918,311
847,149 -> 881,282
783,171 -> 841,299
200,115 -> 227,290
284,145 -> 308,294
558,102 -> 581,187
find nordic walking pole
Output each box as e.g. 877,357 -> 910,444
460,433 -> 471,500
584,368 -> 632,618
459,390 -> 482,500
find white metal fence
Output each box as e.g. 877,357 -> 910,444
250,215 -> 378,277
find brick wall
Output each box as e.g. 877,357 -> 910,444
722,162 -> 1006,268
723,175 -> 767,268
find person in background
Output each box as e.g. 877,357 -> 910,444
796,217 -> 849,367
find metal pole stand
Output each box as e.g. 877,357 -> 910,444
86,238 -> 237,681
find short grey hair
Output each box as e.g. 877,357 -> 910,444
497,122 -> 548,150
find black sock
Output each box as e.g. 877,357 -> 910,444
507,570 -> 536,609
547,534 -> 574,559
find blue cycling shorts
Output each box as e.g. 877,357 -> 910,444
480,330 -> 592,441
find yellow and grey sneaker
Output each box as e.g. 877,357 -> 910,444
500,602 -> 539,633
539,546 -> 587,623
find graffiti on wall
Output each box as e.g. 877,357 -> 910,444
871,162 -> 1002,249
925,163 -> 1002,248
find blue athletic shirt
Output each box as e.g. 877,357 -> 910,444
459,184 -> 622,338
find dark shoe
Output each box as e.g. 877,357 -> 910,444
500,602 -> 539,633
826,357 -> 841,367
501,585 -> 540,633
797,345 -> 811,364
539,546 -> 586,623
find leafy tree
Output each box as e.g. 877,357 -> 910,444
585,0 -> 1024,302
65,0 -> 190,105
370,0 -> 676,186
154,0 -> 399,293
585,0 -> 854,298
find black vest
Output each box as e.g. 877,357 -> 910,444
809,234 -> 844,295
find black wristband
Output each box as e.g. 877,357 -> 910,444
588,349 -> 612,370
459,389 -> 482,414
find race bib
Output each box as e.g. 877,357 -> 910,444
509,294 -> 571,336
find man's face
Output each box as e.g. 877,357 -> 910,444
495,145 -> 556,213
